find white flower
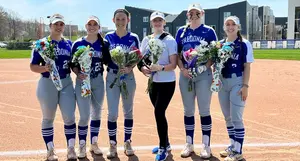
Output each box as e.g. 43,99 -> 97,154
200,40 -> 208,46
198,46 -> 208,54
190,50 -> 198,56
115,46 -> 125,54
210,41 -> 216,46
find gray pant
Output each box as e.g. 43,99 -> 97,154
37,76 -> 76,129
218,74 -> 245,129
106,71 -> 136,122
179,69 -> 213,117
75,74 -> 105,126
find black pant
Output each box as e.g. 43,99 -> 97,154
149,81 -> 175,149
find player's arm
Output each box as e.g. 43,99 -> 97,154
239,41 -> 254,101
242,41 -> 254,88
243,63 -> 251,87
175,30 -> 184,70
102,40 -> 112,66
30,50 -> 50,73
164,38 -> 177,71
30,64 -> 50,73
152,38 -> 178,72
175,30 -> 192,78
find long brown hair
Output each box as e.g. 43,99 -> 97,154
237,30 -> 243,42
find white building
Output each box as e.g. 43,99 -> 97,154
288,0 -> 300,39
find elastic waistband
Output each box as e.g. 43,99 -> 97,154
91,72 -> 103,79
107,68 -> 118,74
222,72 -> 243,79
43,74 -> 70,79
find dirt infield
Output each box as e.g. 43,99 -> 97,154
0,59 -> 299,161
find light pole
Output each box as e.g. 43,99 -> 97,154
40,17 -> 44,38
69,21 -> 72,40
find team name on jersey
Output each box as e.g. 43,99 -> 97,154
55,47 -> 71,56
182,35 -> 205,44
93,51 -> 103,58
109,44 -> 130,52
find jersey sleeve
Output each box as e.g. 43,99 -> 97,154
175,28 -> 183,54
133,33 -> 140,49
140,36 -> 149,56
245,41 -> 254,63
166,37 -> 178,56
71,41 -> 79,56
102,40 -> 112,65
209,28 -> 218,42
30,49 -> 42,65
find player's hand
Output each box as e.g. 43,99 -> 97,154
150,64 -> 162,72
141,66 -> 151,76
44,64 -> 51,72
181,68 -> 192,79
238,86 -> 248,101
77,73 -> 87,81
120,66 -> 133,74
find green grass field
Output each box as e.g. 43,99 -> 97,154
253,49 -> 300,60
0,48 -> 31,59
0,48 -> 299,60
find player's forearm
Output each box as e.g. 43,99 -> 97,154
205,59 -> 213,68
243,63 -> 251,87
177,57 -> 185,70
72,67 -> 80,75
30,64 -> 47,73
163,55 -> 177,71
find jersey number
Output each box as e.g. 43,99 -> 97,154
94,62 -> 101,72
63,60 -> 69,69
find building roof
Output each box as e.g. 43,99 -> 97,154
165,14 -> 178,23
125,6 -> 170,15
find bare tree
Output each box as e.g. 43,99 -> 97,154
0,6 -> 9,41
6,9 -> 23,40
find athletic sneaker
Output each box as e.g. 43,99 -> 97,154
180,143 -> 194,158
90,143 -> 103,155
106,141 -> 117,159
155,148 -> 168,161
224,151 -> 244,161
152,145 -> 171,154
199,144 -> 211,159
47,148 -> 58,161
77,144 -> 86,159
124,140 -> 134,156
220,145 -> 234,157
67,147 -> 77,160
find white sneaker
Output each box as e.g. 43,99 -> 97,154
77,144 -> 86,159
200,144 -> 211,159
67,147 -> 77,160
124,140 -> 134,156
224,151 -> 243,161
90,143 -> 103,155
220,146 -> 233,157
106,142 -> 117,159
180,143 -> 194,158
47,148 -> 58,161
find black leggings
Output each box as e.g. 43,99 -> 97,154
149,81 -> 175,149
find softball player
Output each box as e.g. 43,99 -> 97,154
175,3 -> 217,159
104,9 -> 140,159
30,14 -> 77,160
218,16 -> 254,161
71,16 -> 111,158
138,11 -> 177,161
